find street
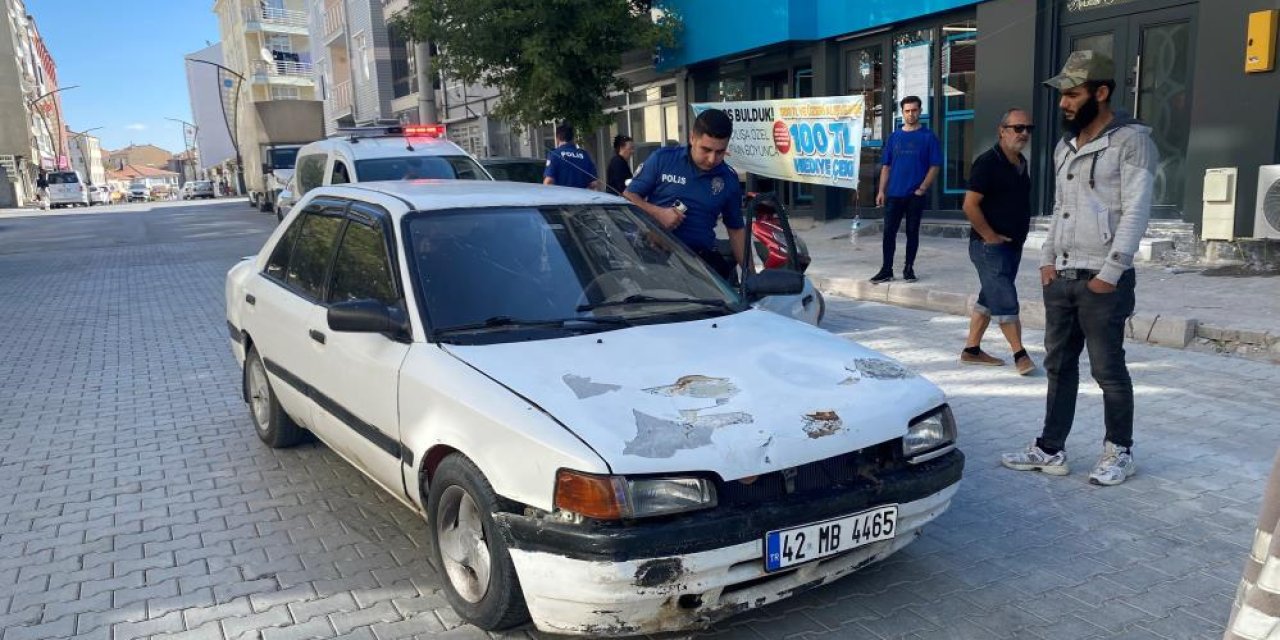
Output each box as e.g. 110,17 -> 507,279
1,199 -> 1276,640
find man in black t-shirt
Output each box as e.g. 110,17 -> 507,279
605,135 -> 633,196
960,108 -> 1035,374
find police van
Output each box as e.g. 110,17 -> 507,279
291,124 -> 493,200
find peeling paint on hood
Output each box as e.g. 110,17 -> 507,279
444,309 -> 945,478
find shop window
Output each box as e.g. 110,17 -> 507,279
893,29 -> 933,126
711,78 -> 745,102
846,46 -> 884,208
941,20 -> 977,207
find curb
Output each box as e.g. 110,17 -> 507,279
812,275 -> 1206,350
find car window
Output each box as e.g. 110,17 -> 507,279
284,206 -> 346,299
328,215 -> 398,306
47,172 -> 79,184
296,154 -> 326,195
353,156 -> 488,182
331,161 -> 351,185
265,214 -> 305,280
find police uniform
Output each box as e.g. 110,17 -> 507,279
543,143 -> 598,189
625,146 -> 743,277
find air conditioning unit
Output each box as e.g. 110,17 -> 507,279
1257,165 -> 1280,239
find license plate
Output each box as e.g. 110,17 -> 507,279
764,505 -> 898,571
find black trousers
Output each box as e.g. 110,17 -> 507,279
1039,269 -> 1137,451
881,195 -> 925,271
694,248 -> 738,285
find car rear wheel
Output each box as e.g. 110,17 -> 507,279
428,455 -> 529,631
244,346 -> 307,448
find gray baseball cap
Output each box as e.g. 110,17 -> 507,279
1043,50 -> 1115,90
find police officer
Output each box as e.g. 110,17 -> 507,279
624,108 -> 744,281
543,123 -> 599,190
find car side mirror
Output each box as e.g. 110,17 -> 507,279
744,269 -> 805,299
328,299 -> 410,337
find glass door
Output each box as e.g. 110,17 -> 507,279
845,44 -> 885,209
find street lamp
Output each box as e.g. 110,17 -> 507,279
184,58 -> 246,196
165,117 -> 198,184
26,85 -> 80,172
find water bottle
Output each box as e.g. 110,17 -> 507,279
849,215 -> 862,248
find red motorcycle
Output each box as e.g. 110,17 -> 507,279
745,192 -> 812,273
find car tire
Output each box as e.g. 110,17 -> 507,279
275,207 -> 283,222
427,454 -> 530,631
243,346 -> 308,448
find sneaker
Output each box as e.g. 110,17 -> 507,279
1089,442 -> 1135,486
1014,353 -> 1037,376
903,267 -> 918,282
870,270 -> 893,284
1001,442 -> 1069,475
960,349 -> 1005,366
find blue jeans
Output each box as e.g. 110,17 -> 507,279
880,195 -> 925,271
1040,269 -> 1137,451
968,239 -> 1023,323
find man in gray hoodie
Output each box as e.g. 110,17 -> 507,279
1001,50 -> 1157,486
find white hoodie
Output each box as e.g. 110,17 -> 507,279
1039,113 -> 1158,285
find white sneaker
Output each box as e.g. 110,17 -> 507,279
1001,442 -> 1069,476
1089,442 -> 1135,486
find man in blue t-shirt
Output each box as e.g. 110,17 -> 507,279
624,108 -> 744,282
871,95 -> 943,284
543,123 -> 599,190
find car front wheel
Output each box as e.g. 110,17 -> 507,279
428,455 -> 529,631
244,346 -> 307,448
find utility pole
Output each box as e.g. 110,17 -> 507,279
165,118 -> 198,184
415,40 -> 438,123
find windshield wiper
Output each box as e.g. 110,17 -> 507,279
435,315 -> 630,335
576,295 -> 732,313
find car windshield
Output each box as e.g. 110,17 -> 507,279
356,156 -> 488,182
47,172 -> 79,184
406,204 -> 742,344
484,161 -> 545,184
268,148 -> 299,169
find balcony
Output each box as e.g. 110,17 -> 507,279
328,80 -> 353,117
323,3 -> 346,42
244,6 -> 309,34
251,59 -> 316,87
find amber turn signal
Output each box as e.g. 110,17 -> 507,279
554,469 -> 625,520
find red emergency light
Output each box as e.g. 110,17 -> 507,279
403,124 -> 445,138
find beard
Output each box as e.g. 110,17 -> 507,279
1061,94 -> 1101,136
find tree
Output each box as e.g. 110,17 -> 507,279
394,0 -> 679,132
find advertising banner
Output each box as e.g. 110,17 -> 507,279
692,95 -> 864,189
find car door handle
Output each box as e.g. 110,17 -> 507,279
309,329 -> 326,344
245,293 -> 256,305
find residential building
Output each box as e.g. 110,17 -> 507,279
66,127 -> 105,185
0,2 -> 66,206
168,150 -> 200,185
212,0 -> 320,194
106,144 -> 173,172
108,164 -> 180,194
184,43 -> 240,192
308,0 -> 395,133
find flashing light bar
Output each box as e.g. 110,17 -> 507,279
403,124 -> 446,138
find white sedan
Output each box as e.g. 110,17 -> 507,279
225,181 -> 963,636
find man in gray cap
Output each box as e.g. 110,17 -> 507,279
1001,50 -> 1157,486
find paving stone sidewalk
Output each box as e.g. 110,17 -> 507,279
0,202 -> 1275,640
793,220 -> 1280,361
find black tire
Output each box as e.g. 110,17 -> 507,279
243,346 -> 308,448
258,194 -> 272,213
427,455 -> 529,631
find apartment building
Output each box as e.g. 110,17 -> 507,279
212,0 -> 319,191
0,2 -> 66,205
67,128 -> 104,185
308,0 -> 396,133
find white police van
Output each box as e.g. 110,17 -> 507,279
291,124 -> 493,199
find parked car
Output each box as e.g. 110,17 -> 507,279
185,180 -> 216,200
45,170 -> 90,208
87,185 -> 111,206
479,157 -> 546,184
128,182 -> 152,202
273,175 -> 297,222
224,180 -> 963,636
290,124 -> 491,201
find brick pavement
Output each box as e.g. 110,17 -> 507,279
0,201 -> 1275,639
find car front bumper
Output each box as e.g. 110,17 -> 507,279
497,450 -> 962,636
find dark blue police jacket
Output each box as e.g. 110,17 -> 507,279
625,145 -> 743,252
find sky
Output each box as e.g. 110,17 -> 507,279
31,0 -> 222,153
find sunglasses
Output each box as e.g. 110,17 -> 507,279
1002,124 -> 1036,133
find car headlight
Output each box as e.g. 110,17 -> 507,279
554,469 -> 717,520
903,405 -> 958,463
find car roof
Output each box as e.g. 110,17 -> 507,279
310,181 -> 628,217
300,135 -> 471,161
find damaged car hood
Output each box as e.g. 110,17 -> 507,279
443,309 -> 946,478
